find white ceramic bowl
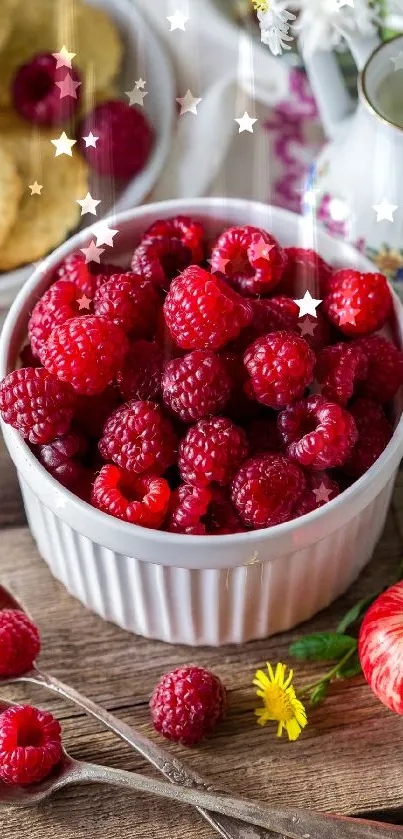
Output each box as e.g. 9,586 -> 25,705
0,0 -> 175,311
1,198 -> 403,646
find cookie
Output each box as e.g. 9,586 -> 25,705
0,140 -> 23,250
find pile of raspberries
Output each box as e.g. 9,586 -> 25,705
1,216 -> 402,535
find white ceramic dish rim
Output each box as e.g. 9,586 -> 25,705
1,197 -> 403,566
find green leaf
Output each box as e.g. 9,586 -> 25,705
289,632 -> 357,662
336,652 -> 362,679
309,682 -> 328,707
336,594 -> 378,634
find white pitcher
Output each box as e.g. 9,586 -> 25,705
302,32 -> 403,289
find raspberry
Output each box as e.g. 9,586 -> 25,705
141,215 -> 205,263
0,610 -> 40,676
37,429 -> 88,490
117,340 -> 163,402
154,307 -> 185,361
131,236 -> 195,292
150,666 -> 226,746
99,400 -> 177,474
246,415 -> 283,454
231,453 -> 306,529
163,266 -> 253,351
0,705 -> 62,785
0,368 -> 76,445
56,252 -> 116,299
28,280 -> 90,359
295,471 -> 340,517
277,247 -> 332,298
203,486 -> 246,534
179,417 -> 249,486
243,331 -> 315,409
162,350 -> 232,423
210,225 -> 286,296
74,385 -> 122,438
352,335 -> 403,404
278,395 -> 358,471
165,483 -> 212,534
93,272 -> 160,337
79,100 -> 153,179
322,269 -> 392,336
257,296 -> 332,353
92,465 -> 170,528
218,350 -> 261,423
42,316 -> 128,396
315,342 -> 368,406
12,53 -> 81,125
344,398 -> 392,477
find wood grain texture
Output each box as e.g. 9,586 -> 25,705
0,440 -> 403,838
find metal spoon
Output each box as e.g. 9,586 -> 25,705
0,697 -> 401,839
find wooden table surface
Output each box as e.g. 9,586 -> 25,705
1,436 -> 403,838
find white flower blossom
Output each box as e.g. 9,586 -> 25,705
293,0 -> 380,56
255,2 -> 296,56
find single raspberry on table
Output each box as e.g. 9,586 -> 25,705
28,280 -> 91,360
131,237 -> 194,292
243,331 -> 315,409
92,465 -> 170,528
99,400 -> 177,474
42,316 -> 128,396
0,368 -> 76,445
210,225 -> 286,296
163,266 -> 253,351
79,100 -> 154,178
12,53 -> 81,125
56,252 -> 116,299
117,340 -> 163,402
276,247 -> 332,298
0,705 -> 62,785
231,453 -> 306,529
165,483 -> 212,534
0,609 -> 40,677
351,335 -> 403,404
150,666 -> 227,746
294,471 -> 340,517
315,342 -> 368,406
343,398 -> 392,478
93,272 -> 161,337
141,215 -> 205,264
278,394 -> 358,471
322,269 -> 392,336
162,350 -> 232,423
246,415 -> 283,454
37,429 -> 88,490
179,417 -> 249,487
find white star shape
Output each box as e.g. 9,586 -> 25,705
91,220 -> 119,247
176,90 -> 201,116
293,290 -> 322,318
82,131 -> 99,148
391,51 -> 403,71
250,236 -> 274,261
56,72 -> 81,99
298,317 -> 318,338
372,198 -> 398,222
52,45 -> 76,69
51,131 -> 76,157
77,294 -> 92,311
167,10 -> 189,30
135,78 -> 146,89
29,181 -> 43,195
235,111 -> 258,133
125,86 -> 147,107
313,483 -> 333,504
208,256 -> 229,274
81,240 -> 105,264
76,192 -> 101,216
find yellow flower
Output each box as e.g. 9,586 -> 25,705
253,662 -> 307,741
374,248 -> 403,276
252,0 -> 269,12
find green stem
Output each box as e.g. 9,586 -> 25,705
297,646 -> 357,697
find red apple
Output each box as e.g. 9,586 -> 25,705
359,581 -> 403,715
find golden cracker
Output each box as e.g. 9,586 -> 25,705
0,140 -> 23,249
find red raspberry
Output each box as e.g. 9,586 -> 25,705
322,269 -> 392,336
99,400 -> 177,474
294,471 -> 340,517
243,331 -> 315,409
37,429 -> 88,490
231,453 -> 306,529
315,342 -> 368,406
150,666 -> 226,746
117,340 -> 163,402
210,225 -> 286,296
344,398 -> 392,478
257,296 -> 332,353
203,486 -> 246,534
28,280 -> 91,360
163,266 -> 253,351
141,215 -> 205,263
0,368 -> 76,445
277,247 -> 332,298
162,350 -> 231,423
42,316 -> 128,396
92,465 -> 170,528
93,272 -> 160,337
179,417 -> 249,487
0,610 -> 40,676
352,335 -> 403,404
74,385 -> 122,439
79,100 -> 153,178
0,705 -> 62,785
56,252 -> 116,299
165,483 -> 212,534
278,395 -> 358,471
12,53 -> 81,125
131,236 -> 196,292
246,415 -> 283,454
